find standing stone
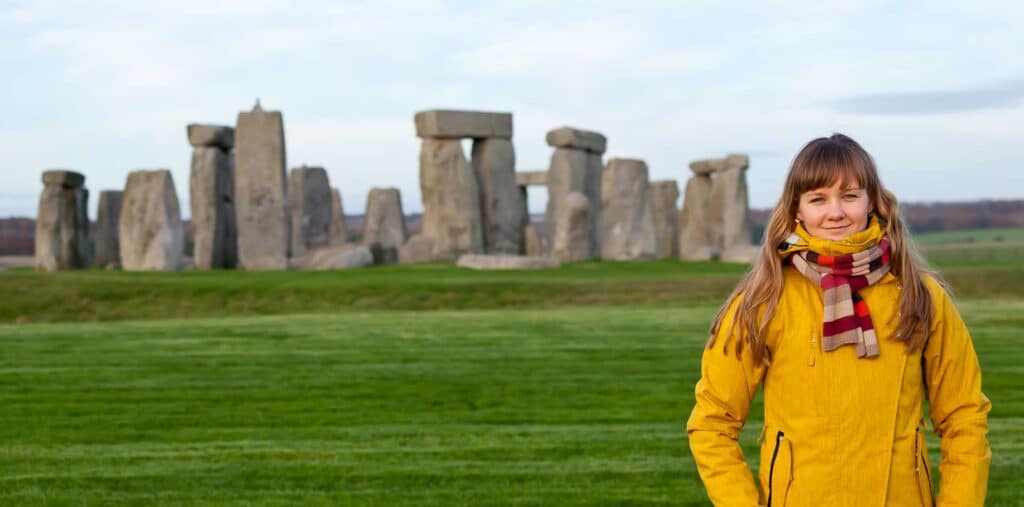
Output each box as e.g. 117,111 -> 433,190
34,170 -> 90,271
710,154 -> 755,261
94,190 -> 123,269
235,103 -> 289,270
649,180 -> 680,259
584,152 -> 604,256
545,147 -> 587,247
552,192 -> 591,262
471,138 -> 525,254
119,170 -> 184,271
287,166 -> 331,257
362,187 -> 406,265
329,187 -> 349,245
678,174 -> 714,260
190,146 -> 236,269
523,224 -> 546,257
600,159 -> 656,260
419,138 -> 484,260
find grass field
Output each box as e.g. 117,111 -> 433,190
1,231 -> 1022,505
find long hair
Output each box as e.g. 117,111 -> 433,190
708,133 -> 939,363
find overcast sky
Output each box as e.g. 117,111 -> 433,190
2,0 -> 1022,218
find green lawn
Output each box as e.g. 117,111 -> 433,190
1,299 -> 1023,505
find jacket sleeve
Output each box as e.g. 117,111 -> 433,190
922,279 -> 991,506
687,298 -> 767,506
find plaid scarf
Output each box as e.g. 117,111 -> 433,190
778,217 -> 891,358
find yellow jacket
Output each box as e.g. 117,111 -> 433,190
686,268 -> 991,506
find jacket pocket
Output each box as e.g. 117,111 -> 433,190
762,429 -> 793,507
915,427 -> 935,507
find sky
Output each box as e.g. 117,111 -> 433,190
2,0 -> 1023,218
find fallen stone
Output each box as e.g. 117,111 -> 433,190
288,166 -> 331,257
419,138 -> 484,260
545,126 -> 607,154
190,146 -> 236,269
362,187 -> 407,265
94,190 -> 122,269
600,158 -> 656,260
399,234 -> 436,264
472,138 -> 525,254
414,109 -> 513,139
187,124 -> 234,150
298,244 -> 373,270
515,170 -> 548,187
649,180 -> 680,259
235,103 -> 289,270
552,192 -> 591,262
678,174 -> 714,260
329,187 -> 349,245
456,254 -> 560,270
119,169 -> 184,271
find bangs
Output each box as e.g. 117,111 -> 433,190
791,140 -> 871,194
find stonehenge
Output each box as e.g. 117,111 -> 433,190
34,170 -> 91,271
28,103 -> 762,273
288,166 -> 332,257
363,187 -> 406,265
119,169 -> 184,271
94,190 -> 122,269
234,102 -> 289,270
545,127 -> 606,259
679,153 -> 755,261
600,158 -> 656,260
188,124 -> 237,270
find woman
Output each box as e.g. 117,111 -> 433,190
686,134 -> 990,506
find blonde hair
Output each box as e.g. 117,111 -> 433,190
709,133 -> 939,363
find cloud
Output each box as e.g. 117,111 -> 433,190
826,79 -> 1024,115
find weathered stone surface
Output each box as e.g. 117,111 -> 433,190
362,187 -> 406,265
515,170 -> 547,187
190,146 -> 236,270
649,180 -> 680,259
600,158 -> 656,260
545,126 -> 607,154
94,190 -> 122,269
419,138 -> 484,260
709,162 -> 753,258
471,138 -> 525,254
456,254 -> 560,270
329,187 -> 349,245
399,234 -> 436,264
679,174 -> 713,260
119,170 -> 184,271
297,244 -> 373,270
523,224 -> 545,257
42,170 -> 85,188
552,192 -> 591,262
414,109 -> 512,139
187,124 -> 234,150
34,170 -> 90,271
288,166 -> 331,258
235,103 -> 289,270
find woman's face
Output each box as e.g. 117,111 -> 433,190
795,179 -> 872,240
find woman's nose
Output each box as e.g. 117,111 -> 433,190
826,200 -> 846,219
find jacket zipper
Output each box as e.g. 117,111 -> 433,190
916,427 -> 935,506
767,430 -> 784,507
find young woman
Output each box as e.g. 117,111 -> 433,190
686,134 -> 990,506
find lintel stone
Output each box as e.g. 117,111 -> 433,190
42,170 -> 85,188
545,126 -> 606,154
187,124 -> 235,150
516,170 -> 548,187
415,109 -> 513,139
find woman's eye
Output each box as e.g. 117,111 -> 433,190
809,198 -> 823,203
843,194 -> 859,200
